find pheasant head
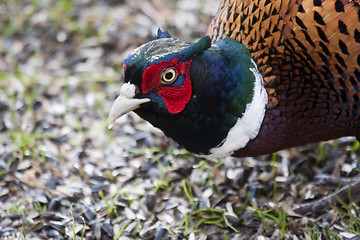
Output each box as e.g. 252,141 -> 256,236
108,30 -> 268,158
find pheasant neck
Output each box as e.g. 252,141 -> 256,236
206,59 -> 268,158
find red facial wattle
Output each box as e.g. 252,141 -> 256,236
141,58 -> 192,114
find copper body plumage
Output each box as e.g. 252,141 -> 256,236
207,0 -> 360,156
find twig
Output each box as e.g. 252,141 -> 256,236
315,174 -> 360,185
293,181 -> 360,215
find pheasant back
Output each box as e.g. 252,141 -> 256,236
208,0 -> 360,99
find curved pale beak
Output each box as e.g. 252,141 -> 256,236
108,83 -> 150,129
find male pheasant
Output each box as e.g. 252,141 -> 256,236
108,0 -> 360,158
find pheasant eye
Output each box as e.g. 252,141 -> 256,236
161,67 -> 177,84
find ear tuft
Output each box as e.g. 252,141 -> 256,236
178,36 -> 212,62
155,29 -> 172,39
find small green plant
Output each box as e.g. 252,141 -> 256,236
7,198 -> 27,215
7,127 -> 50,161
251,204 -> 288,238
180,207 -> 239,234
351,139 -> 360,153
1,0 -> 40,38
3,71 -> 55,161
48,0 -> 76,29
180,179 -> 239,234
316,142 -> 328,165
270,152 -> 277,170
18,225 -> 24,240
182,179 -> 196,207
70,204 -> 76,240
6,198 -> 29,226
114,219 -> 132,240
154,175 -> 172,192
98,190 -> 119,218
306,223 -> 321,240
70,204 -> 86,240
0,168 -> 8,176
332,198 -> 360,235
153,158 -> 172,192
33,202 -> 47,213
129,147 -> 173,192
323,227 -> 341,240
104,170 -> 116,182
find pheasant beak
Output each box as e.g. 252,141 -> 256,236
108,83 -> 150,129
